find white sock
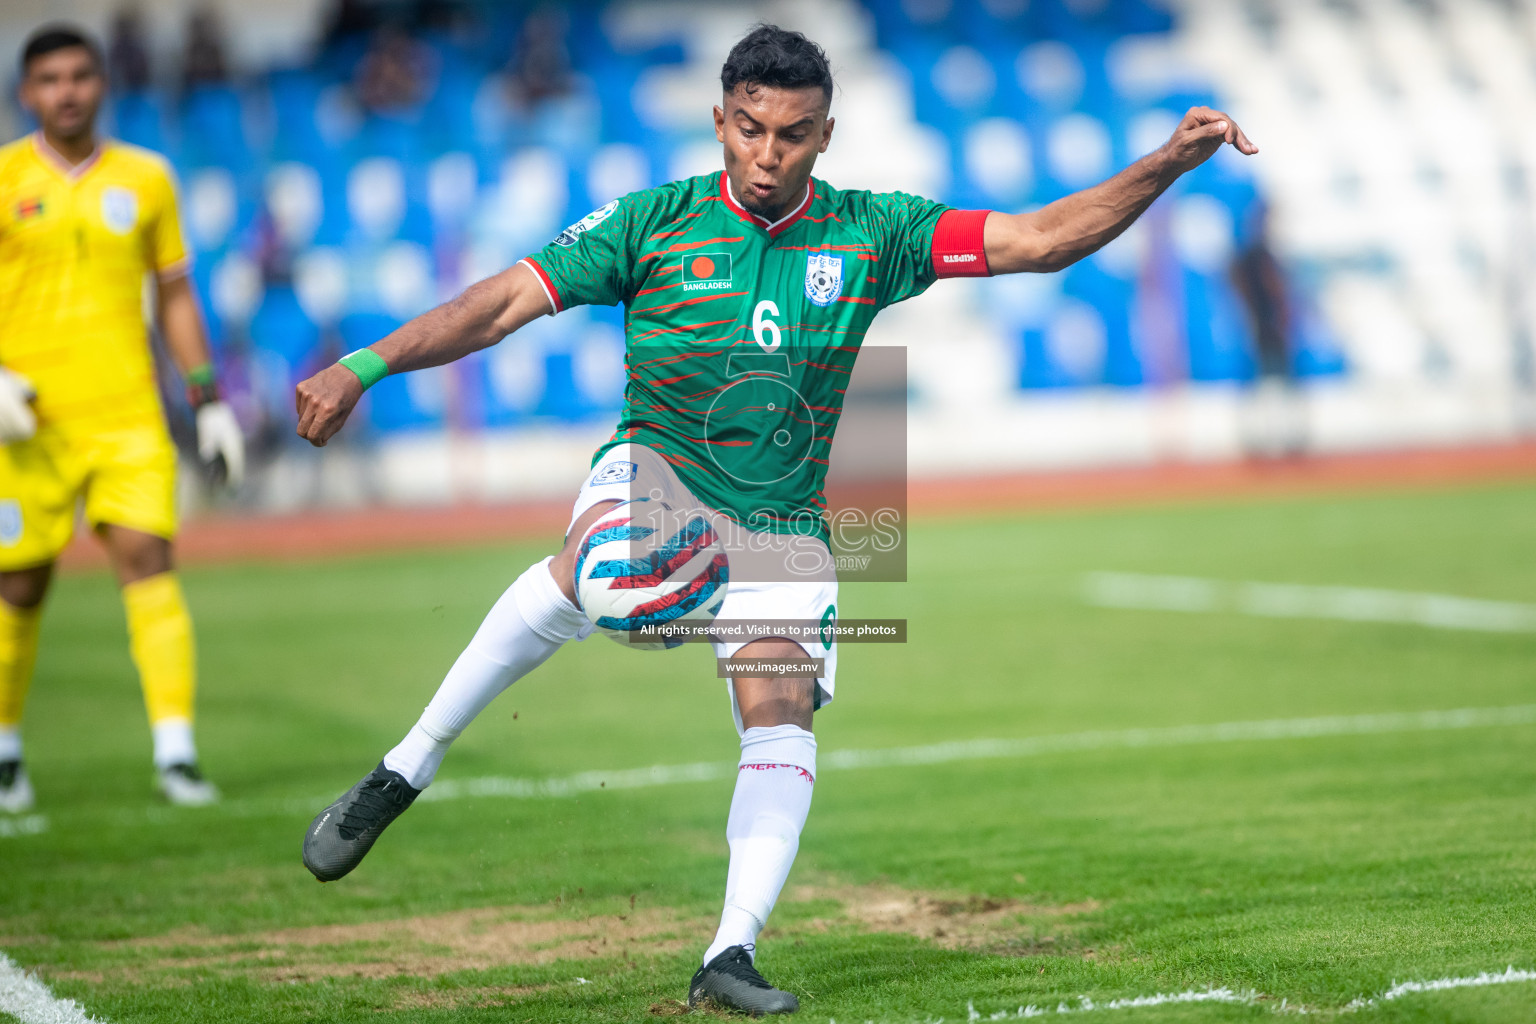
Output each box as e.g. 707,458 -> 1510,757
151,718 -> 198,769
383,557 -> 591,790
0,726 -> 21,763
702,724 -> 817,965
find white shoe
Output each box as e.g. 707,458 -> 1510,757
0,760 -> 35,813
157,763 -> 220,806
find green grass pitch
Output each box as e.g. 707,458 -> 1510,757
4,481 -> 1536,1022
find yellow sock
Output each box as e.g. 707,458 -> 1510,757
0,600 -> 41,729
123,572 -> 196,728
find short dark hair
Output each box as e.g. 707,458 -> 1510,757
720,24 -> 833,105
20,24 -> 103,75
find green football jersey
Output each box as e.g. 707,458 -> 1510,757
523,171 -> 954,538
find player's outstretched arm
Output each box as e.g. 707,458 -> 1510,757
295,262 -> 550,447
984,106 -> 1257,276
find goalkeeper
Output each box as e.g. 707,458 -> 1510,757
0,26 -> 245,810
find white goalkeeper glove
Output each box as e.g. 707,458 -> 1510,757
0,368 -> 37,443
195,401 -> 245,489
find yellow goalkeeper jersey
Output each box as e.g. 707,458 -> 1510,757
0,133 -> 190,436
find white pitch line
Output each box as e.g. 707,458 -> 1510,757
922,964 -> 1536,1021
77,703 -> 1536,827
1084,571 -> 1536,633
956,987 -> 1266,1019
0,953 -> 105,1024
1344,965 -> 1536,1012
416,703 -> 1536,807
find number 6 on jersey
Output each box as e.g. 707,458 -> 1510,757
752,300 -> 781,353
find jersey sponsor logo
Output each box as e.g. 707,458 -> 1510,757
553,199 -> 619,247
0,500 -> 22,547
804,252 -> 844,307
100,186 -> 138,234
14,197 -> 44,221
681,252 -> 733,292
942,253 -> 979,264
591,460 -> 637,485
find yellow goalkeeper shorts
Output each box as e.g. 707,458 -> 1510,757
0,424 -> 178,570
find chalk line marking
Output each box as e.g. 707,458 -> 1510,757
0,953 -> 104,1024
1084,571 -> 1536,633
958,986 -> 1265,1019
905,964 -> 1536,1020
0,815 -> 46,840
1344,965 -> 1536,1012
413,703 -> 1536,806
81,703 -> 1536,830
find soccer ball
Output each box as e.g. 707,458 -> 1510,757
574,498 -> 729,649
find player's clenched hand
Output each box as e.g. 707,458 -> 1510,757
295,364 -> 364,447
1159,106 -> 1257,175
0,368 -> 38,443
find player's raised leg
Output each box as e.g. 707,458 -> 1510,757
301,499 -> 618,882
102,525 -> 217,806
690,639 -> 815,1015
0,564 -> 50,813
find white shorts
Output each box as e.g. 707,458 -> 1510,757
569,443 -> 840,732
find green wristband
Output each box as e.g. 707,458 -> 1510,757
338,349 -> 390,391
186,363 -> 216,388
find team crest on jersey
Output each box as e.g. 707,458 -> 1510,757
101,186 -> 138,235
553,199 -> 619,247
14,197 -> 45,221
804,252 -> 844,307
591,460 -> 637,485
0,500 -> 22,546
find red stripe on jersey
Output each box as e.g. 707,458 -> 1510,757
634,318 -> 739,340
519,257 -> 565,312
932,209 -> 992,279
639,236 -> 747,261
632,291 -> 749,316
651,371 -> 705,386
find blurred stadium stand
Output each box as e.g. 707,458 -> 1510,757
4,0 -> 1535,509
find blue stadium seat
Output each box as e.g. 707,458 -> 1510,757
110,92 -> 168,154
267,69 -> 328,162
249,286 -> 322,376
1181,266 -> 1254,383
534,352 -> 585,421
423,65 -> 481,154
1063,260 -> 1140,387
180,85 -> 251,171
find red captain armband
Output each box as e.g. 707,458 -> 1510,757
931,209 -> 992,278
